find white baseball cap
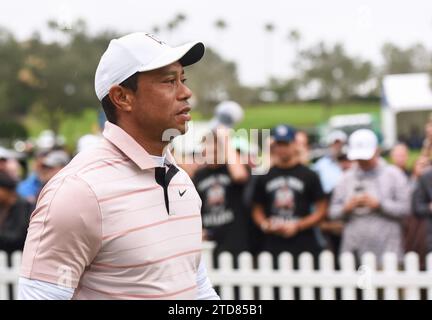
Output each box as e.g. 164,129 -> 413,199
210,100 -> 244,129
347,129 -> 378,160
95,32 -> 205,101
326,130 -> 347,145
42,150 -> 70,168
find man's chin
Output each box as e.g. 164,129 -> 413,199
161,124 -> 188,142
177,122 -> 188,135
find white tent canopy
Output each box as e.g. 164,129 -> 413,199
381,73 -> 432,148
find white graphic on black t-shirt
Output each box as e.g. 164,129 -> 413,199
207,183 -> 225,206
202,180 -> 234,228
272,183 -> 295,222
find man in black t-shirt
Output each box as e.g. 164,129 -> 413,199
0,172 -> 33,255
193,127 -> 250,258
251,125 -> 327,265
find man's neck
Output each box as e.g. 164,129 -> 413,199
276,158 -> 298,169
118,121 -> 168,156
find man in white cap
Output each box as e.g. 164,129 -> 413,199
329,129 -> 410,264
19,32 -> 219,299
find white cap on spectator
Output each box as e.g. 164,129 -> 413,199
327,130 -> 347,145
95,32 -> 205,101
77,134 -> 102,153
347,129 -> 378,160
210,100 -> 244,129
42,150 -> 70,168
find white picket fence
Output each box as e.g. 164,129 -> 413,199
201,243 -> 432,300
1,247 -> 432,300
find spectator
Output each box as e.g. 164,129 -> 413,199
0,147 -> 23,181
420,115 -> 432,157
295,130 -> 310,165
17,150 -> 48,204
38,150 -> 71,187
0,172 -> 33,254
403,156 -> 431,268
251,124 -> 327,267
313,130 -> 347,195
410,155 -> 430,190
390,143 -> 411,177
193,127 -> 250,261
319,146 -> 352,261
329,129 -> 410,265
412,164 -> 432,256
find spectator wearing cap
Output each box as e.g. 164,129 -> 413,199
17,150 -> 48,204
251,124 -> 327,267
0,147 -> 24,182
38,150 -> 71,186
313,130 -> 348,196
329,129 -> 411,265
0,172 -> 33,255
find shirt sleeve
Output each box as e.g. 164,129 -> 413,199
329,176 -> 348,220
196,259 -> 220,300
307,170 -> 325,203
20,174 -> 102,289
379,168 -> 410,219
18,277 -> 74,300
251,175 -> 266,206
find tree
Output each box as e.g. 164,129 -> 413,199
186,48 -> 246,116
381,42 -> 432,75
21,20 -> 115,134
214,19 -> 227,31
0,28 -> 33,118
287,29 -> 301,55
297,42 -> 374,115
264,23 -> 276,80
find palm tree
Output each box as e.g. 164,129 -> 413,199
152,25 -> 160,35
214,19 -> 228,50
166,13 -> 187,42
215,19 -> 227,31
264,23 -> 276,80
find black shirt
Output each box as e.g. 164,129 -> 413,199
252,164 -> 325,255
0,197 -> 33,254
193,165 -> 249,255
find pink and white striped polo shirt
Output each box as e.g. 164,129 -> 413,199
20,122 -> 203,299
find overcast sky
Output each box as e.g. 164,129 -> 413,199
2,0 -> 431,86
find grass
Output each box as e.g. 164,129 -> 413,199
25,108 -> 102,151
236,103 -> 380,130
24,102 -> 381,150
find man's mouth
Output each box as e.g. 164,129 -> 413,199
176,106 -> 192,122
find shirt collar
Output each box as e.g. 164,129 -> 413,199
102,121 -> 176,170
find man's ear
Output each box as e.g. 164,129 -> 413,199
108,85 -> 135,112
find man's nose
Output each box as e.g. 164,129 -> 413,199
178,82 -> 192,100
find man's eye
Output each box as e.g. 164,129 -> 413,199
181,78 -> 187,84
164,79 -> 176,84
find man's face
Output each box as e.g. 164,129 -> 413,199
330,140 -> 344,156
274,141 -> 296,162
390,145 -> 409,168
130,62 -> 192,141
357,152 -> 378,171
0,187 -> 12,205
39,165 -> 63,184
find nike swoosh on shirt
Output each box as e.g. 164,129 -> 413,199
179,189 -> 187,197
